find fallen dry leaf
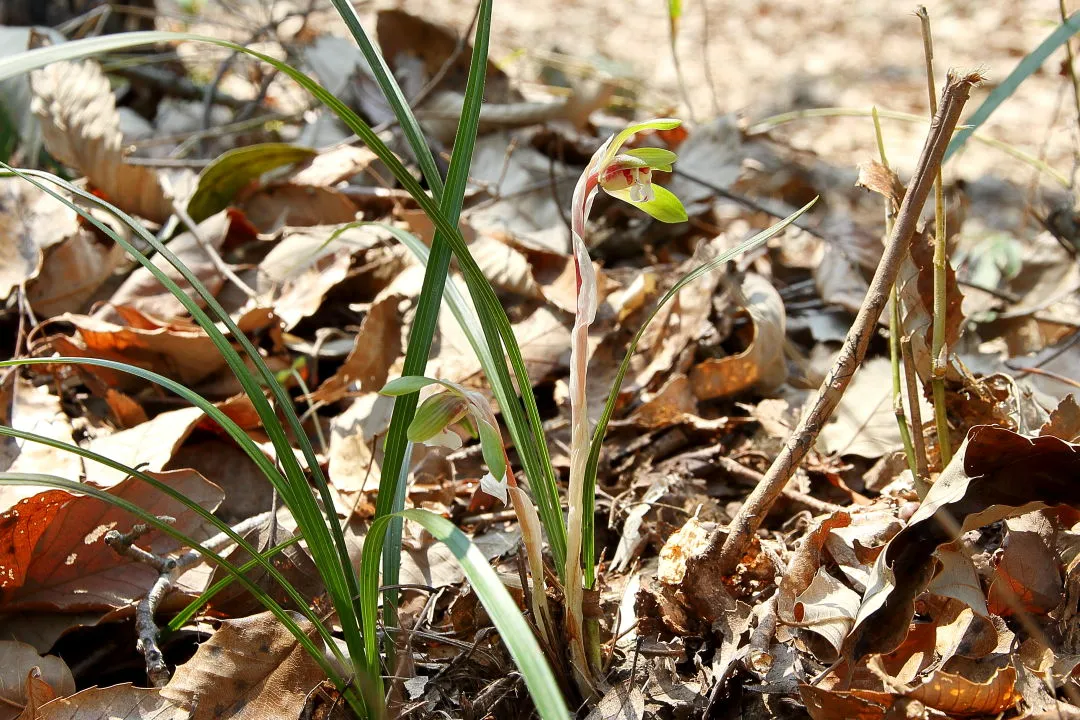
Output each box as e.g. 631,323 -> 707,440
689,272 -> 786,400
0,179 -> 121,317
1,379 -> 80,511
987,512 -> 1062,616
30,60 -> 171,223
1041,394 -> 1080,442
0,469 -> 222,610
83,405 -> 204,488
98,212 -> 236,323
907,663 -> 1019,716
310,292 -> 404,404
818,357 -> 931,459
0,641 -> 74,720
799,684 -> 895,720
238,184 -> 358,234
20,684 -> 187,719
42,306 -> 279,392
161,611 -> 326,720
846,426 -> 1080,661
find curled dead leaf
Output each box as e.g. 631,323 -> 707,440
30,60 -> 171,223
846,426 -> 1080,661
689,273 -> 786,400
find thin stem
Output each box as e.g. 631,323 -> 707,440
873,106 -> 918,478
917,5 -> 953,465
901,336 -> 931,495
565,168 -> 601,693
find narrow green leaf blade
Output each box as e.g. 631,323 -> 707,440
361,510 -> 569,719
945,12 -> 1080,160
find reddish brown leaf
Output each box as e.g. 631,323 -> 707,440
1,470 -> 222,611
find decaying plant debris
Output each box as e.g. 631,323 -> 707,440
2,1 -> 1080,719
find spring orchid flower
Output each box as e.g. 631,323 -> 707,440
564,119 -> 687,682
381,375 -> 508,503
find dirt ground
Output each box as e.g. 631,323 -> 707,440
340,0 -> 1076,188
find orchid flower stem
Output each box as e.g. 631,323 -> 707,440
561,119 -> 687,695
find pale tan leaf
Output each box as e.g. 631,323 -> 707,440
30,60 -> 171,223
0,641 -> 73,720
310,292 -> 404,404
20,684 -> 186,720
689,273 -> 786,400
239,184 -> 358,234
2,379 -> 80,510
84,406 -> 204,488
817,357 -> 931,459
290,144 -> 378,186
99,212 -> 234,322
926,548 -> 989,617
792,567 -> 861,657
469,234 -> 541,299
0,179 -> 119,314
585,683 -> 645,720
855,160 -> 904,209
161,611 -> 326,720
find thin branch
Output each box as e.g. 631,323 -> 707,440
105,511 -> 272,686
161,175 -> 258,300
709,71 -> 982,575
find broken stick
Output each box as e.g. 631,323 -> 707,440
711,71 -> 983,575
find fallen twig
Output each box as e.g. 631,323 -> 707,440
105,511 -> 272,686
709,71 -> 982,575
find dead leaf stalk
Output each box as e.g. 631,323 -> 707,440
917,5 -> 954,465
105,510 -> 273,687
711,71 -> 982,575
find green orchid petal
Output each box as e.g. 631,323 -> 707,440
625,147 -> 677,171
477,419 -> 507,486
380,375 -> 438,396
600,118 -> 681,170
606,184 -> 688,223
408,392 -> 470,443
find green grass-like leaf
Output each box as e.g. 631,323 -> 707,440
0,24 -> 568,574
361,510 -> 570,719
580,198 -> 817,585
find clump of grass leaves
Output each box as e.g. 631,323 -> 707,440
0,1 -> 809,717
